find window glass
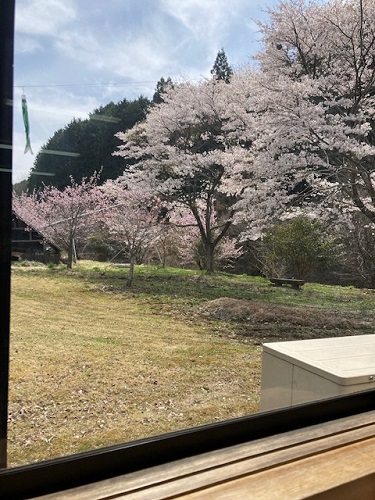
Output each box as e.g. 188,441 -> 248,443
7,0 -> 375,469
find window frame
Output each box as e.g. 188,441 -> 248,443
1,391 -> 375,498
2,2 -> 375,498
0,0 -> 14,473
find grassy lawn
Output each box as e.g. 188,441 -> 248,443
8,261 -> 375,467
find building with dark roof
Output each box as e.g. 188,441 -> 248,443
11,211 -> 62,263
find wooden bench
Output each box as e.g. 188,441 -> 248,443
270,277 -> 305,290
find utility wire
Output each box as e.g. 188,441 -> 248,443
14,77 -> 200,89
14,81 -> 158,89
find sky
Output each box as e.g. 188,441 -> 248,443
13,0 -> 280,183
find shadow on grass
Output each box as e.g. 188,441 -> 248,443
30,262 -> 375,311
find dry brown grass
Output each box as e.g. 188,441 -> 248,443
9,263 -> 375,468
9,269 -> 260,467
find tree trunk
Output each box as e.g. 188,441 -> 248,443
67,241 -> 74,269
126,254 -> 136,287
370,270 -> 375,289
205,242 -> 215,273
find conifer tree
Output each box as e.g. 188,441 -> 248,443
211,48 -> 233,83
153,77 -> 173,104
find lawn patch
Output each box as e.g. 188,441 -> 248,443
9,262 -> 375,467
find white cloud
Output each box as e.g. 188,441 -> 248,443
16,37 -> 42,54
160,0 -> 257,41
107,38 -> 173,81
53,29 -> 105,70
158,0 -> 264,74
161,0 -> 233,36
15,0 -> 76,37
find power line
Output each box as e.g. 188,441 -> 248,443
14,77 -> 202,90
14,81 -> 158,89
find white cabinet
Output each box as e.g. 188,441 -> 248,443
260,335 -> 375,411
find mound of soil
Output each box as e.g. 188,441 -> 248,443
199,297 -> 374,342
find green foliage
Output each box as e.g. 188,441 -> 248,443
335,213 -> 375,288
13,179 -> 29,194
28,96 -> 150,191
83,232 -> 117,262
211,48 -> 233,83
260,217 -> 334,280
153,76 -> 173,104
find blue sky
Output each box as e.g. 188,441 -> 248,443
13,0 -> 280,183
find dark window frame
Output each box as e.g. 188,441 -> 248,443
2,391 -> 375,499
0,0 -> 14,473
2,2 -> 375,498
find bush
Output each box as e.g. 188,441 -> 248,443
258,217 -> 334,280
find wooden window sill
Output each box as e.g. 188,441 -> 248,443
33,409 -> 375,499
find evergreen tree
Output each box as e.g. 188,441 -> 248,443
260,217 -> 333,280
28,96 -> 151,191
211,48 -> 233,83
153,77 -> 173,104
13,179 -> 29,195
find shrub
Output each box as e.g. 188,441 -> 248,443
258,216 -> 334,280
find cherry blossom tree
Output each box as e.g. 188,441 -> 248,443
114,79 -> 250,272
100,181 -> 164,286
167,205 -> 243,270
13,174 -> 105,268
241,0 -> 375,227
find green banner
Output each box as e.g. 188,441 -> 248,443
22,94 -> 33,154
